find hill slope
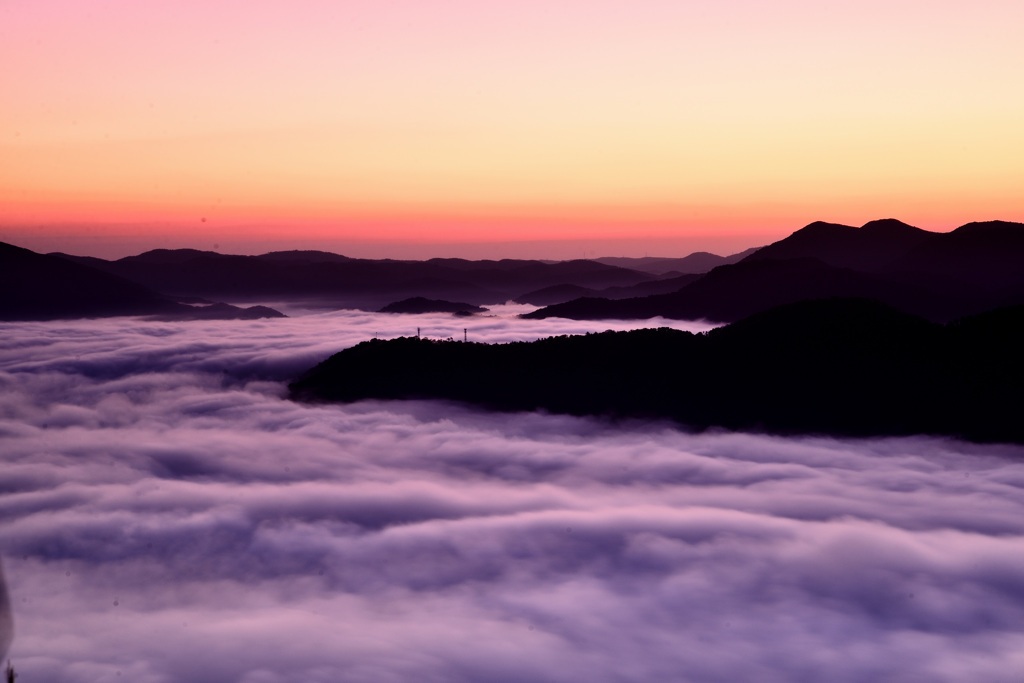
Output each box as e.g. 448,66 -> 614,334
3,242 -> 285,321
526,219 -> 1024,323
51,250 -> 655,309
1,241 -> 183,320
292,298 -> 1024,443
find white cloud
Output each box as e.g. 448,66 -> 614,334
1,310 -> 1023,682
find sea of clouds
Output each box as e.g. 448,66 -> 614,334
1,305 -> 1023,682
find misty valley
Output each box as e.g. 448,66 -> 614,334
2,219 -> 1024,682
7,0 -> 1024,675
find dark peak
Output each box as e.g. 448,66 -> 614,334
257,250 -> 351,262
120,248 -> 224,264
953,220 -> 1024,234
739,222 -> 856,262
859,218 -> 922,233
426,257 -> 475,265
799,221 -> 857,233
141,248 -> 217,256
379,297 -> 487,315
775,221 -> 859,243
159,302 -> 287,321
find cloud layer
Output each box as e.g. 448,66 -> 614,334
2,308 -> 1023,682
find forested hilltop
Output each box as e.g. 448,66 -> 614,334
291,298 -> 1024,444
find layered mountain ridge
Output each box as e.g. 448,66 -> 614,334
0,241 -> 284,321
5,217 -> 1023,323
525,219 -> 1024,323
49,249 -> 662,311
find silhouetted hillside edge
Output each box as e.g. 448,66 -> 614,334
1,240 -> 182,320
379,297 -> 488,314
50,249 -> 655,310
291,298 -> 1024,444
525,219 -> 1024,323
593,247 -> 761,275
514,273 -> 703,306
1,241 -> 284,321
155,302 -> 286,321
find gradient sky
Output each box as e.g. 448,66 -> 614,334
3,0 -> 1024,258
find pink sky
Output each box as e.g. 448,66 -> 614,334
2,0 -> 1023,258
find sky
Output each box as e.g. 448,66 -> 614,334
2,0 -> 1024,259
2,309 -> 1024,682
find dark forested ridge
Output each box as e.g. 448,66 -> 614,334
593,247 -> 761,275
525,219 -> 1024,323
41,244 -> 757,311
9,217 -> 1024,322
0,241 -> 284,321
513,273 -> 704,306
379,297 -> 488,314
291,298 -> 1024,444
1,240 -> 184,320
49,249 -> 656,310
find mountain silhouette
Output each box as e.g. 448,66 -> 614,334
50,250 -> 655,310
514,284 -> 597,306
524,257 -> 967,322
292,297 -> 1024,444
514,273 -> 703,306
379,297 -> 488,314
887,220 -> 1024,292
2,241 -> 183,320
594,247 -> 761,275
525,219 -> 1024,323
743,219 -> 932,271
155,302 -> 287,321
23,216 -> 1024,323
2,242 -> 284,321
253,250 -> 354,264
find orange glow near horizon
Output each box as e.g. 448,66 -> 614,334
3,1 -> 1024,258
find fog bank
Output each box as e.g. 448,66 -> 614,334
1,309 -> 1022,682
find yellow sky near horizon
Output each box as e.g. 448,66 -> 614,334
3,0 -> 1024,258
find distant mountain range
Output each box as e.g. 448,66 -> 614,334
291,297 -> 1024,444
0,241 -> 284,321
4,239 -> 759,320
47,249 -> 662,312
513,273 -> 704,306
525,219 -> 1024,323
593,247 -> 761,275
4,217 -> 1023,323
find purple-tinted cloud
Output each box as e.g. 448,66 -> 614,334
0,560 -> 11,663
1,310 -> 1023,682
